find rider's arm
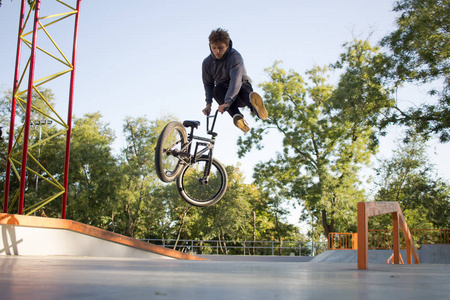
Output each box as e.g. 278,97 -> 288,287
202,59 -> 215,105
224,52 -> 244,105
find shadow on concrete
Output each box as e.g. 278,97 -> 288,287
0,214 -> 23,255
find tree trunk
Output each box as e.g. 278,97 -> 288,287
218,232 -> 223,254
275,213 -> 282,255
173,207 -> 191,250
173,217 -> 185,250
199,240 -> 203,254
124,202 -> 134,237
321,209 -> 335,240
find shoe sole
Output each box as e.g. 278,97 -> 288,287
250,92 -> 268,120
233,116 -> 250,133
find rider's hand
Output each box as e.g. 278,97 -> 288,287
202,104 -> 212,116
218,103 -> 230,113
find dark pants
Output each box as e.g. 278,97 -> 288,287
213,82 -> 254,117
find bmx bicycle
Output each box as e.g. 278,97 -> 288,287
154,110 -> 228,207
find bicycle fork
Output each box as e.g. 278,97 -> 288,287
191,138 -> 216,185
192,141 -> 214,185
200,152 -> 214,185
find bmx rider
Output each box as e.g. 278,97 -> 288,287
202,28 -> 268,132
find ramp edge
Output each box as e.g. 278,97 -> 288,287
0,213 -> 207,261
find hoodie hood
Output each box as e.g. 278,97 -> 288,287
210,39 -> 233,61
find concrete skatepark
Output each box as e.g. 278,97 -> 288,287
1,213 -> 449,299
2,256 -> 449,300
2,2 -> 448,298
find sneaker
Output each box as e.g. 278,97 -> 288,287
233,114 -> 250,133
250,92 -> 268,120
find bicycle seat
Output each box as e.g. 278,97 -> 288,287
183,120 -> 200,129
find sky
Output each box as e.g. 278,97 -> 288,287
1,0 -> 448,228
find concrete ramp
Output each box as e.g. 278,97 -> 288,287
420,244 -> 450,264
0,213 -> 206,260
313,247 -> 449,264
311,250 -> 414,264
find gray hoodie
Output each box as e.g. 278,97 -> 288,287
202,40 -> 252,105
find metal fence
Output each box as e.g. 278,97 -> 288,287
141,239 -> 328,256
329,229 -> 450,250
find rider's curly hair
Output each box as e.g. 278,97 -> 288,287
208,28 -> 230,46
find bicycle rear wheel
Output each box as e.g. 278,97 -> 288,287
176,157 -> 227,207
155,121 -> 188,183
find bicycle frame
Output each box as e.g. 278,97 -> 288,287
181,110 -> 220,183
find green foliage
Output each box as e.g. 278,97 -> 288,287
331,39 -> 395,129
380,0 -> 450,141
382,0 -> 449,84
113,115 -> 174,238
65,112 -> 119,226
237,45 -> 390,238
373,133 -> 450,229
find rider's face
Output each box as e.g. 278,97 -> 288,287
210,42 -> 228,59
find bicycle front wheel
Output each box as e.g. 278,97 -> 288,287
176,157 -> 228,207
155,121 -> 188,183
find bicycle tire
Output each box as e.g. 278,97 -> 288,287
176,157 -> 228,207
155,121 -> 188,183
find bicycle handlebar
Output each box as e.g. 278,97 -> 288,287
207,109 -> 220,135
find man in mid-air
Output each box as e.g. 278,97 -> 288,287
202,28 -> 268,132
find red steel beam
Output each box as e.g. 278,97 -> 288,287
4,0 -> 27,213
62,0 -> 82,219
18,0 -> 41,215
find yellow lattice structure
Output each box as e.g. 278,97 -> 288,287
3,0 -> 81,218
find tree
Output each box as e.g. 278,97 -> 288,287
380,0 -> 450,141
65,112 -> 120,225
113,116 -> 174,238
373,133 -> 450,229
238,40 -> 393,239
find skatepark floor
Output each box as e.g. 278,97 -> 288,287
1,255 -> 449,300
